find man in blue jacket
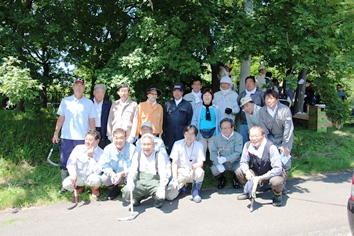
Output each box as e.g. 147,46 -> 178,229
163,84 -> 193,154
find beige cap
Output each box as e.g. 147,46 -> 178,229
240,96 -> 254,107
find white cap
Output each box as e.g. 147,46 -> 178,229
220,76 -> 233,85
141,122 -> 152,129
258,65 -> 266,71
240,96 -> 254,107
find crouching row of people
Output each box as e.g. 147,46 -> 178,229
62,121 -> 287,209
61,122 -> 206,208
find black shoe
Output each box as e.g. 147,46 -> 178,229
106,185 -> 120,200
232,177 -> 241,189
217,175 -> 227,189
272,193 -> 282,207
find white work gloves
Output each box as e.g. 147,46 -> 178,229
218,156 -> 226,165
155,186 -> 166,200
216,156 -> 226,173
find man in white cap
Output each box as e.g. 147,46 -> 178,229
136,122 -> 171,176
255,65 -> 267,91
52,78 -> 97,193
240,96 -> 262,130
213,76 -> 240,121
237,76 -> 264,145
163,83 -> 193,154
122,133 -> 169,208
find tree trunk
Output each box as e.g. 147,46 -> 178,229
239,56 -> 251,94
211,63 -> 220,92
16,101 -> 25,112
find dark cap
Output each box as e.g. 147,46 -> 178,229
73,78 -> 85,85
146,86 -> 162,96
173,83 -> 184,92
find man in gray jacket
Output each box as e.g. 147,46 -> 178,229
210,118 -> 243,189
258,89 -> 294,170
183,77 -> 203,111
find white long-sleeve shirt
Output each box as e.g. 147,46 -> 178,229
66,144 -> 103,177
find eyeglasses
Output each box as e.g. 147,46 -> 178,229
149,93 -> 158,96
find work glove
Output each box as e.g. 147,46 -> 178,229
218,156 -> 226,165
225,108 -> 232,114
216,164 -> 225,173
155,186 -> 166,200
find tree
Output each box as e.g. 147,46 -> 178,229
252,0 -> 354,122
0,57 -> 42,108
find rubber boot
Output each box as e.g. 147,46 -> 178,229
272,190 -> 282,207
153,196 -> 163,208
192,181 -> 202,203
58,170 -> 69,194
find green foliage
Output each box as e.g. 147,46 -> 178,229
1,0 -> 354,111
311,74 -> 352,125
0,57 -> 43,107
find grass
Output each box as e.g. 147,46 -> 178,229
0,109 -> 353,210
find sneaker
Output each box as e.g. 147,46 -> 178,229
58,188 -> 67,194
192,195 -> 202,203
237,194 -> 249,200
106,185 -> 120,200
272,194 -> 282,207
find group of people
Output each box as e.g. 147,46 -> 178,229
52,73 -> 294,209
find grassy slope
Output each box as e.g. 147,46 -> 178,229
0,110 -> 353,210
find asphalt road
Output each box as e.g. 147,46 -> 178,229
0,171 -> 352,236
